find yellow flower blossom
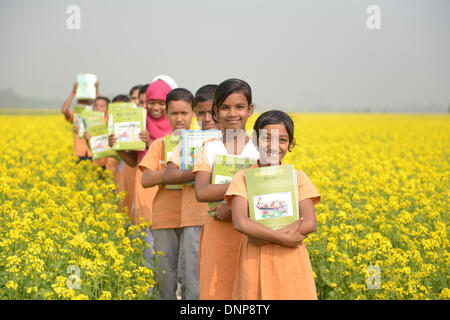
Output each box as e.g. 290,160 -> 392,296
6,281 -> 18,290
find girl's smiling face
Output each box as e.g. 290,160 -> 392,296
146,99 -> 166,118
215,92 -> 253,130
258,122 -> 291,166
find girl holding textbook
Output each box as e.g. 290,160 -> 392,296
61,82 -> 97,163
193,78 -> 259,300
224,110 -> 320,300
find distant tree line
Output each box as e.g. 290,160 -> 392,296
0,88 -> 62,109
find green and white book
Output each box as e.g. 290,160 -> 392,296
208,154 -> 257,216
107,102 -> 137,134
73,105 -> 92,130
180,130 -> 222,170
164,135 -> 183,190
108,102 -> 136,114
110,107 -> 147,151
78,110 -> 104,138
76,74 -> 97,100
245,164 -> 299,230
88,124 -> 117,160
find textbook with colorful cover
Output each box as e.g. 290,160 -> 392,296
108,102 -> 136,114
88,123 -> 117,160
245,164 -> 299,230
78,110 -> 104,138
109,107 -> 147,151
76,74 -> 97,100
73,104 -> 91,129
180,130 -> 222,170
208,154 -> 257,216
164,135 -> 183,190
107,102 -> 137,134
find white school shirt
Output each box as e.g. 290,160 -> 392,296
201,138 -> 260,173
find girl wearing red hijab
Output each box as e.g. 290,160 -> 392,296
133,79 -> 173,228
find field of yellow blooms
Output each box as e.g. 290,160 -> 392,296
0,112 -> 449,300
0,114 -> 157,300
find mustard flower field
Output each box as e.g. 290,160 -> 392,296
0,115 -> 156,299
0,113 -> 448,300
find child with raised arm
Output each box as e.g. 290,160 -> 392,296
193,79 -> 259,300
139,88 -> 195,300
61,82 -> 97,163
225,110 -> 320,300
162,84 -> 218,299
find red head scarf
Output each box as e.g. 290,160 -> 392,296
138,79 -> 174,161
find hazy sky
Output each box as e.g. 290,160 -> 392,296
0,0 -> 449,111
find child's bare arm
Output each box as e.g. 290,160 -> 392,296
117,150 -> 138,167
142,168 -> 165,188
297,198 -> 317,236
107,134 -> 138,167
61,83 -> 77,119
163,162 -> 194,184
208,202 -> 232,221
194,171 -> 230,202
83,131 -> 92,152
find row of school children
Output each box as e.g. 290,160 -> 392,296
61,77 -> 321,300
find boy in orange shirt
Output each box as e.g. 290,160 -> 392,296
139,88 -> 195,300
162,85 -> 218,300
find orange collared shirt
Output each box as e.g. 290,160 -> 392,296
168,142 -> 208,227
138,136 -> 182,229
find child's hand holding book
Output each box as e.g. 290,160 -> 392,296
108,134 -> 116,148
138,130 -> 152,148
246,218 -> 307,248
84,131 -> 92,141
279,218 -> 307,248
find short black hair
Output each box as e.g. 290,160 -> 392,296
194,84 -> 218,106
212,78 -> 252,122
129,85 -> 142,96
94,96 -> 110,105
112,94 -> 130,103
139,84 -> 149,95
165,88 -> 194,111
253,110 -> 296,151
